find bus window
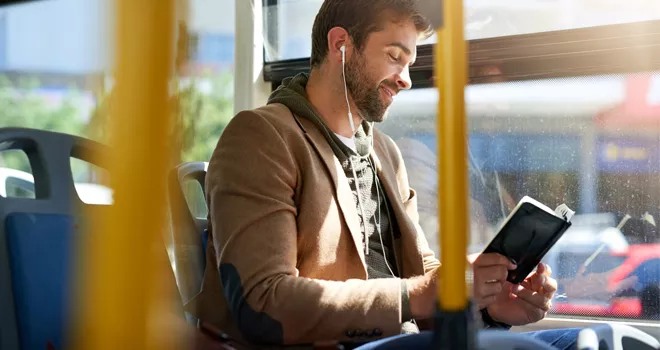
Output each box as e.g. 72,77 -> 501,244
0,0 -> 235,164
4,174 -> 35,199
382,71 -> 660,321
263,0 -> 660,61
0,0 -> 235,293
70,157 -> 112,205
0,149 -> 35,199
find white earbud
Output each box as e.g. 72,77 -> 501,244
340,44 -> 355,133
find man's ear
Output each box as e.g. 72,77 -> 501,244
327,26 -> 351,63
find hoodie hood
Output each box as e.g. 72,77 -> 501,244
267,73 -> 373,159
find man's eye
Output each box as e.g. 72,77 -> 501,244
388,54 -> 399,62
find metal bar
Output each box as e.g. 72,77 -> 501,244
0,0 -> 41,7
73,1 -> 176,349
234,0 -> 270,114
436,0 -> 469,311
263,19 -> 660,87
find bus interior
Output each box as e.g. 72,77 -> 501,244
1,0 -> 660,349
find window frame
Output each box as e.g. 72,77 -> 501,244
263,19 -> 660,87
0,0 -> 41,6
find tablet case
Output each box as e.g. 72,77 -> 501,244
482,202 -> 572,284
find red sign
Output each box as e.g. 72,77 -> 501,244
595,74 -> 660,127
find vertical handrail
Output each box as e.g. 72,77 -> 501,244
436,0 -> 469,313
432,0 -> 473,347
436,0 -> 468,312
73,1 -> 177,349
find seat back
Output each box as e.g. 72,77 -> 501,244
578,324 -> 660,350
168,161 -> 209,307
0,127 -> 109,350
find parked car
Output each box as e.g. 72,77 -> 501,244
0,167 -> 113,205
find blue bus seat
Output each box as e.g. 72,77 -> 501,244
168,161 -> 209,314
0,127 -> 109,350
6,213 -> 74,350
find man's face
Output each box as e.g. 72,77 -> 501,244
345,18 -> 418,123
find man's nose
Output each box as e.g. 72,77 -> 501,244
396,66 -> 412,90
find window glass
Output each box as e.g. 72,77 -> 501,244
264,0 -> 660,61
0,0 -> 234,184
381,72 -> 660,320
0,0 -> 235,162
0,0 -> 109,195
0,149 -> 34,199
0,0 -> 236,275
70,157 -> 112,205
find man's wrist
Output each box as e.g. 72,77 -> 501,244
406,275 -> 433,319
406,277 -> 423,319
401,280 -> 413,321
480,307 -> 512,330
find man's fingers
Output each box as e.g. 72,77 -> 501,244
475,265 -> 509,284
535,263 -> 552,277
521,280 -> 532,290
532,274 -> 558,297
530,273 -> 545,289
511,285 -> 552,311
475,253 -> 516,269
520,279 -> 557,298
544,264 -> 553,277
536,263 -> 546,276
476,281 -> 503,300
543,277 -> 558,296
525,265 -> 557,298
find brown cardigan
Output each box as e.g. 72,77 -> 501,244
188,103 -> 440,347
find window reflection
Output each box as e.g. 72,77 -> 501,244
383,72 -> 660,320
264,0 -> 660,61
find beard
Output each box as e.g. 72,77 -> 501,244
344,51 -> 395,123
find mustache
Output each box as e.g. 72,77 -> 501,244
380,81 -> 400,94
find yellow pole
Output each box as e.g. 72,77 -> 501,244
436,0 -> 469,310
73,1 -> 176,349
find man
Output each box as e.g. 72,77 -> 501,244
191,1 -> 578,348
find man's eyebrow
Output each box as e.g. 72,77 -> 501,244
386,42 -> 415,64
386,42 -> 412,55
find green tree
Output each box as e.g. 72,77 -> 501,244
0,75 -> 87,172
86,71 -> 235,166
174,72 -> 234,163
0,71 -> 234,185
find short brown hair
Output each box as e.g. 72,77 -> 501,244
310,0 -> 433,68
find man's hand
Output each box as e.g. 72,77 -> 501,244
408,253 -> 516,319
471,253 -> 517,309
487,263 -> 556,326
